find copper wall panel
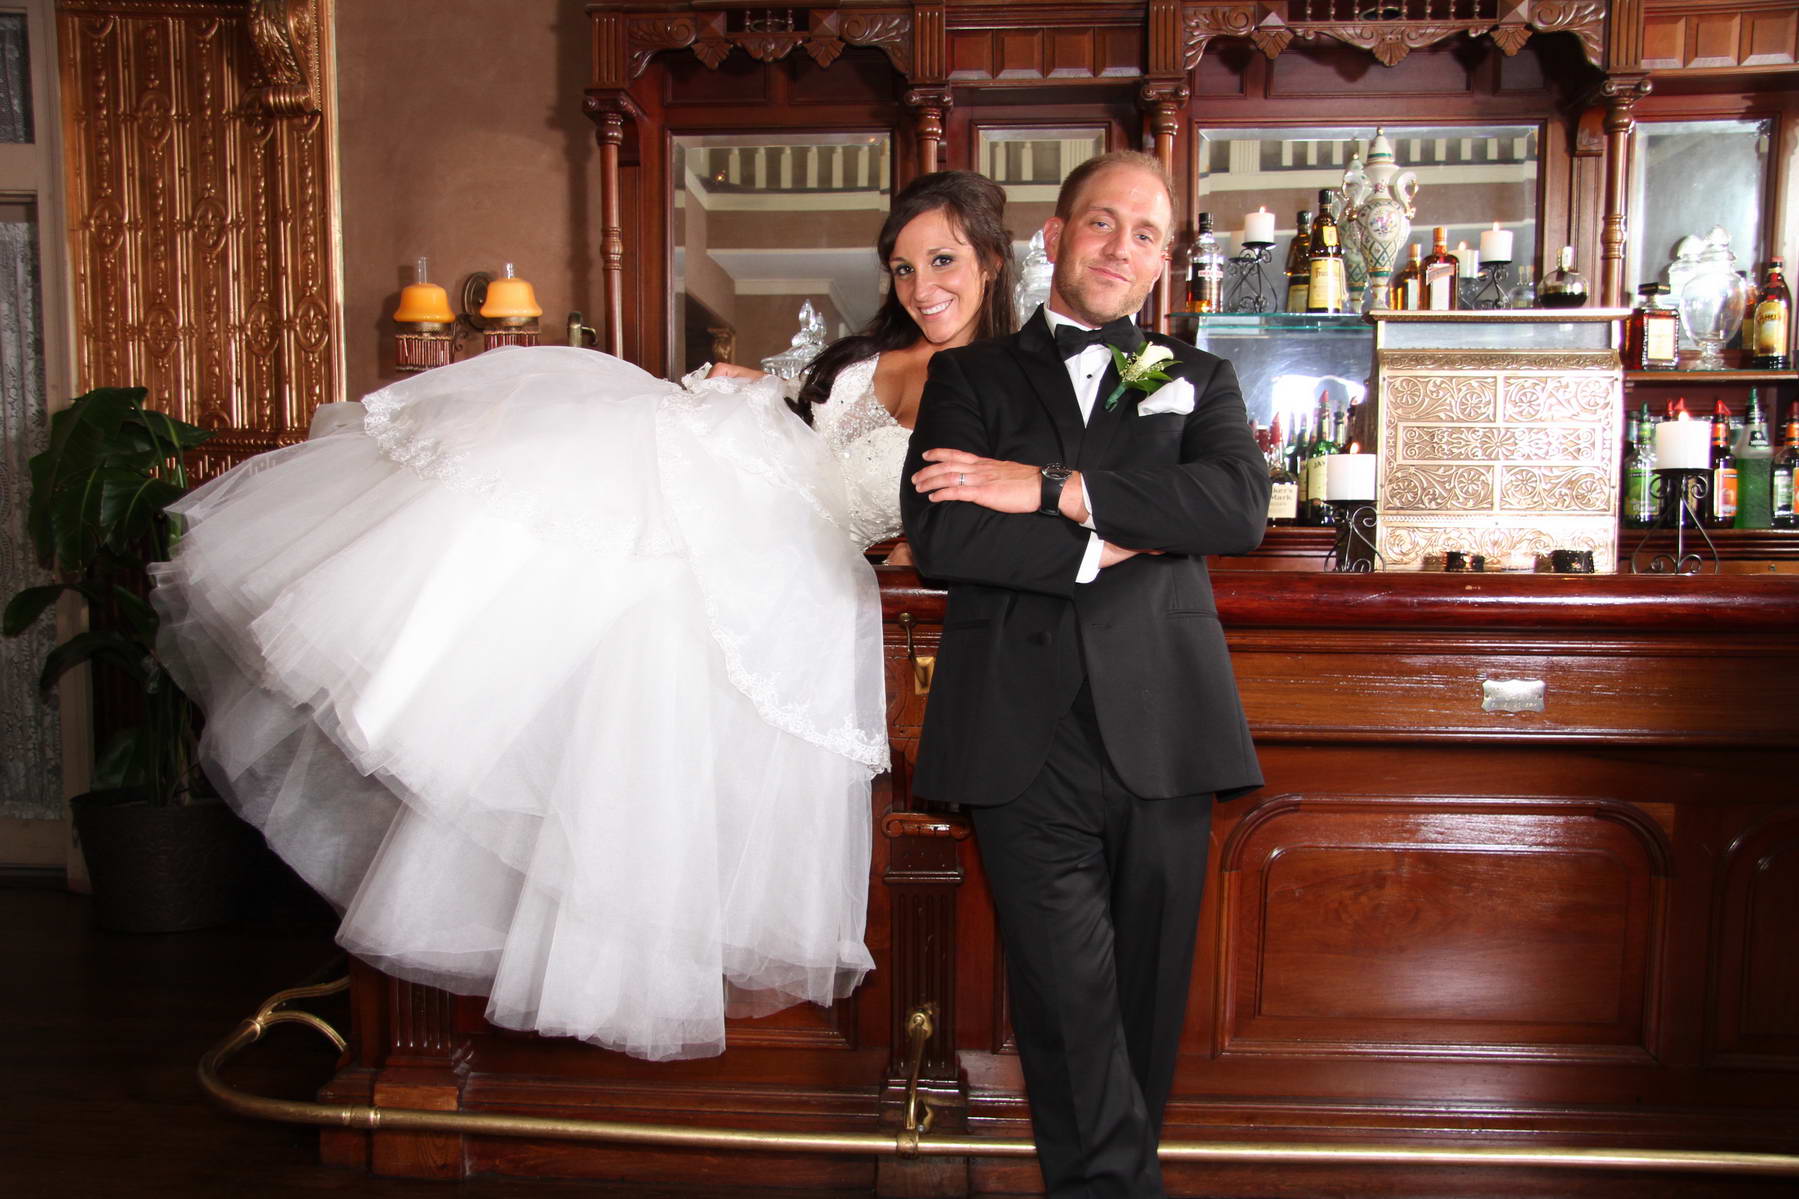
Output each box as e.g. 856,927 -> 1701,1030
59,1 -> 341,470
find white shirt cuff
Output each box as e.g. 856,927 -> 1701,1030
1076,532 -> 1103,584
1079,478 -> 1096,530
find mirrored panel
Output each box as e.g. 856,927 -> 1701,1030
672,131 -> 891,376
1193,124 -> 1540,280
977,126 -> 1107,323
1627,118 -> 1770,291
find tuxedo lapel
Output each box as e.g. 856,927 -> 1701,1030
1010,309 -> 1085,465
1080,359 -> 1131,467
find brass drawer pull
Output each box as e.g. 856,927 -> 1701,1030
899,611 -> 934,695
1482,678 -> 1545,713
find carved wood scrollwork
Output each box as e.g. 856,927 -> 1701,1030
245,0 -> 322,116
623,8 -> 913,79
1179,0 -> 1607,69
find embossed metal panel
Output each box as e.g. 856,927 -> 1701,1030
1375,346 -> 1623,571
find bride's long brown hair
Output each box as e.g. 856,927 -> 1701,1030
792,170 -> 1017,424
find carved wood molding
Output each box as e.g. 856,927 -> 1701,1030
1178,1 -> 1609,69
622,8 -> 914,80
244,0 -> 323,115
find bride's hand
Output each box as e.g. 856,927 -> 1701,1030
706,362 -> 767,381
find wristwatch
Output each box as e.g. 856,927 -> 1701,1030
1039,463 -> 1073,516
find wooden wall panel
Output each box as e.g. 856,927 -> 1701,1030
1642,1 -> 1799,71
1708,812 -> 1799,1065
58,1 -> 340,472
1219,796 -> 1666,1060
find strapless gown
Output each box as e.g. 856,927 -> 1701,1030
151,346 -> 905,1061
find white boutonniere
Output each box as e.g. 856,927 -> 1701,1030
1104,343 -> 1177,412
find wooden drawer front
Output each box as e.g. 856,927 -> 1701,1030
1229,635 -> 1792,745
1218,796 -> 1668,1062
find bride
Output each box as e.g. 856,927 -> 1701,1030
150,170 -> 1016,1061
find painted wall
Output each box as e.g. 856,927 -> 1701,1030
335,1 -> 602,403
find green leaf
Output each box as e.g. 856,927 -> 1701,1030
38,629 -> 152,693
4,585 -> 74,638
92,728 -> 153,791
109,584 -> 160,643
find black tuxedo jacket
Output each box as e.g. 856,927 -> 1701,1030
900,308 -> 1269,807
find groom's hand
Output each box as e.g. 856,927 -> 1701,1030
912,448 -> 1045,515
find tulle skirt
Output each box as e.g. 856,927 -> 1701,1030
151,347 -> 886,1060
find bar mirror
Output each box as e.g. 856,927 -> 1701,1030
1626,117 -> 1772,294
671,131 -> 892,376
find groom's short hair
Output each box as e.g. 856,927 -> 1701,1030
1054,150 -> 1178,238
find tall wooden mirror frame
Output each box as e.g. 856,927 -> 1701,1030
586,1 -> 1658,369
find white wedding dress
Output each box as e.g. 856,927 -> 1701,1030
151,346 -> 907,1061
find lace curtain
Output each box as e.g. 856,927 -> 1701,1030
1,210 -> 61,819
1,14 -> 31,144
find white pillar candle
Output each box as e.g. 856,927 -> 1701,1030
1478,223 -> 1513,263
1322,453 -> 1378,501
1243,207 -> 1275,244
1653,418 -> 1711,470
1456,243 -> 1480,277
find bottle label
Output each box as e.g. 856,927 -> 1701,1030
1714,467 -> 1739,518
1308,259 -> 1344,311
1645,317 -> 1678,365
1285,280 -> 1309,311
1320,226 -> 1338,249
1754,300 -> 1789,356
1774,467 -> 1795,518
1188,264 -> 1224,312
1424,263 -> 1456,309
1268,481 -> 1298,521
1625,466 -> 1656,521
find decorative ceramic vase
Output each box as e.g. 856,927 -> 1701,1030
1347,129 -> 1418,311
1335,152 -> 1370,309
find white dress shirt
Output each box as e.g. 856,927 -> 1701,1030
1040,308 -> 1111,584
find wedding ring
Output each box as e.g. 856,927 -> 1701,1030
958,473 -> 966,487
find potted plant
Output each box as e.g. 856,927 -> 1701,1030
4,386 -> 255,931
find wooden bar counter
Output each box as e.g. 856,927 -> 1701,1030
322,569 -> 1799,1197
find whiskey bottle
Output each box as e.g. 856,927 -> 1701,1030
1420,225 -> 1461,311
1773,406 -> 1798,529
1751,258 -> 1791,370
1306,190 -> 1346,314
1621,403 -> 1658,528
1266,414 -> 1299,526
1304,395 -> 1340,526
1391,244 -> 1425,310
1284,211 -> 1314,312
1186,212 -> 1225,313
1706,404 -> 1738,528
1623,282 -> 1680,370
1539,246 -> 1589,308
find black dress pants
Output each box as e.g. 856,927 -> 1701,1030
970,685 -> 1213,1199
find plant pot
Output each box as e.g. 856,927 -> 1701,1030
70,796 -> 260,933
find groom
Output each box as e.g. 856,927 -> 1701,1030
900,151 -> 1268,1198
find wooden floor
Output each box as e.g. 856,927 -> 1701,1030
0,880 -> 861,1198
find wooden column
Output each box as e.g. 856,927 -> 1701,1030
1599,73 -> 1653,307
905,88 -> 951,174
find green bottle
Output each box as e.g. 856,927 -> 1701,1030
1734,389 -> 1774,530
1622,403 -> 1657,528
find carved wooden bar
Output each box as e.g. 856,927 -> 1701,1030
322,570 -> 1799,1196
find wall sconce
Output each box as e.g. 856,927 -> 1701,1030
463,262 -> 543,351
392,257 -> 455,372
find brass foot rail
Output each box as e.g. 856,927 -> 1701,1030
199,977 -> 1799,1177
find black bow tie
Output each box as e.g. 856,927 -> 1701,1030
1053,318 -> 1146,360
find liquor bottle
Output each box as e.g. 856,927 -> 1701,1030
1751,258 -> 1791,370
1623,282 -> 1680,370
1391,244 -> 1425,310
1621,403 -> 1658,528
1306,190 -> 1346,314
1266,414 -> 1299,526
1420,225 -> 1461,311
1773,405 -> 1799,529
1539,246 -> 1589,308
1304,394 -> 1340,525
1186,212 -> 1225,313
1706,404 -> 1738,528
1735,389 -> 1774,529
1284,210 -> 1314,312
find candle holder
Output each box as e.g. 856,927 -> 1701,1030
1324,502 -> 1380,572
1628,468 -> 1720,574
1224,241 -> 1277,313
1463,259 -> 1512,310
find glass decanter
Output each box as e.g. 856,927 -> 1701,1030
1678,245 -> 1755,370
